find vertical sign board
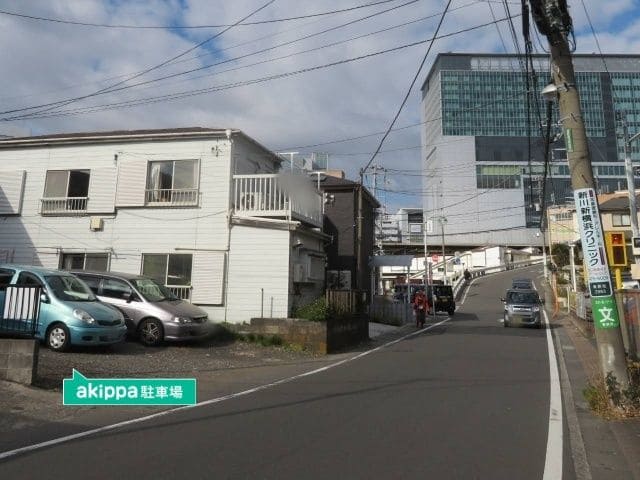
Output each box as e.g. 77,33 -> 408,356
574,188 -> 620,329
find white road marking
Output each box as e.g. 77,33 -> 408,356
0,317 -> 452,461
542,309 -> 564,479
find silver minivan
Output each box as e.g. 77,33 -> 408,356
71,271 -> 210,346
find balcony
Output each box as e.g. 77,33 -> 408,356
145,188 -> 199,206
233,174 -> 322,228
41,197 -> 88,215
168,285 -> 191,301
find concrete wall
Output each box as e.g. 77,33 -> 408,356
0,339 -> 38,385
249,315 -> 368,354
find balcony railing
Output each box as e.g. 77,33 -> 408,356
41,197 -> 88,215
233,174 -> 322,227
145,188 -> 198,206
168,285 -> 191,301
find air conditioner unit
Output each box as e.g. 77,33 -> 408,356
89,217 -> 104,231
293,263 -> 307,283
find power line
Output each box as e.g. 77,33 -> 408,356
361,0 -> 453,175
10,0 -> 278,119
0,0 -> 404,29
1,0 -> 420,118
3,15 -> 518,122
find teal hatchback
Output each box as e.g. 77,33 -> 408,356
0,265 -> 127,351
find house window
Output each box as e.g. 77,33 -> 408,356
612,213 -> 631,227
146,160 -> 199,206
42,170 -> 90,214
142,253 -> 192,300
60,253 -> 109,271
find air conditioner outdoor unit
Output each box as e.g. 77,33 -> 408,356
89,217 -> 104,231
293,263 -> 307,283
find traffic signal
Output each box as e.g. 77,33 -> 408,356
605,231 -> 627,267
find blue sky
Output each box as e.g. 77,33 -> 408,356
0,0 -> 638,212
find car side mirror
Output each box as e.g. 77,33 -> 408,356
123,292 -> 134,303
40,293 -> 50,303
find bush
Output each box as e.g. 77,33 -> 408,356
292,297 -> 332,322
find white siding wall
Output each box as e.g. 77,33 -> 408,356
88,167 -> 117,213
0,171 -> 25,214
225,225 -> 291,322
0,136 -> 233,285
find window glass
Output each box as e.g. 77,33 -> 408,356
85,254 -> 109,271
16,272 -> 43,287
131,278 -> 175,302
168,254 -> 192,286
0,268 -> 15,291
46,275 -> 96,302
44,171 -> 68,197
142,254 -> 167,284
61,254 -> 85,270
76,275 -> 100,294
173,160 -> 197,189
101,278 -> 132,299
68,170 -> 90,197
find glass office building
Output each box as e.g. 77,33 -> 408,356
420,53 -> 640,247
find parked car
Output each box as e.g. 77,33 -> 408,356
501,288 -> 543,328
71,271 -> 211,346
0,265 -> 126,351
511,278 -> 534,290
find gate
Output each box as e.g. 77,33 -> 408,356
0,285 -> 42,337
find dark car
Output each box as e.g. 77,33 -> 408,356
512,278 -> 534,290
427,284 -> 456,316
502,288 -> 543,328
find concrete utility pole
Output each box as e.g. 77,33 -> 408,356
439,216 -> 447,284
618,111 -> 640,266
531,0 -> 629,387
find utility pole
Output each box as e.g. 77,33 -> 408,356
356,169 -> 364,292
439,216 -> 447,284
618,111 -> 640,266
532,0 -> 629,387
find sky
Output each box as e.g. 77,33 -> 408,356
0,0 -> 638,212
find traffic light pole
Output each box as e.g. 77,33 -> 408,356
532,0 -> 629,388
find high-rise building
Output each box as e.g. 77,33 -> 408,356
420,53 -> 640,247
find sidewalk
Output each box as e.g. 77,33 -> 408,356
554,309 -> 640,479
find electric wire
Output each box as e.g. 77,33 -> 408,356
0,0 -> 406,29
3,16 -> 519,122
361,0 -> 453,176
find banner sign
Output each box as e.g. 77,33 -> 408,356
574,188 -> 620,329
63,370 -> 197,406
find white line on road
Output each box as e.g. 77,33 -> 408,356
542,308 -> 564,480
0,317 -> 452,461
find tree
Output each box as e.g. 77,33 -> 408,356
551,243 -> 571,270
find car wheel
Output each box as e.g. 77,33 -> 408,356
503,316 -> 510,328
47,323 -> 71,352
138,318 -> 164,346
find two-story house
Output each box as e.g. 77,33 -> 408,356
0,127 -> 327,323
319,172 -> 379,297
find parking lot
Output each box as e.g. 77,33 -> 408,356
35,335 -> 319,390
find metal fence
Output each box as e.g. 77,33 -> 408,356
0,286 -> 41,337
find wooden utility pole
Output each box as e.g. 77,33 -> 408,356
531,0 -> 629,387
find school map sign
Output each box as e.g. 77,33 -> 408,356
574,188 -> 620,329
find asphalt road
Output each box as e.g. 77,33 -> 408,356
1,266 -> 574,479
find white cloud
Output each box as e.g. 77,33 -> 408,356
0,0 -> 636,210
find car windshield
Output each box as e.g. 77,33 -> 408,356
131,278 -> 177,302
45,275 -> 97,302
433,286 -> 452,295
507,291 -> 539,304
